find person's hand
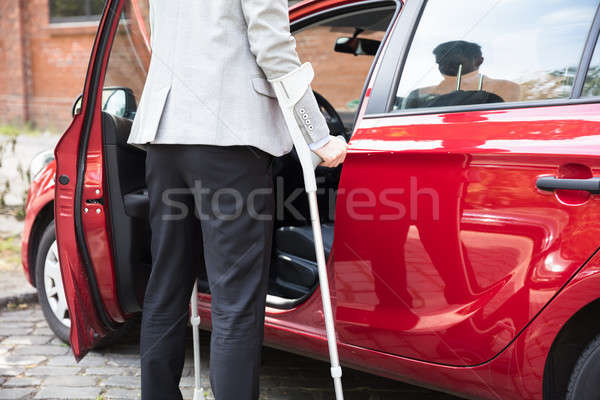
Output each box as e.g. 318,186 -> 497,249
313,136 -> 348,168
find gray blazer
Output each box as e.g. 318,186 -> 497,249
127,0 -> 331,157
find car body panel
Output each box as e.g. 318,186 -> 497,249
194,238 -> 600,400
54,114 -> 109,359
290,0 -> 393,17
326,251 -> 600,400
21,160 -> 57,286
334,103 -> 600,365
54,0 -> 127,360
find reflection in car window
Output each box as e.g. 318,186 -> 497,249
583,39 -> 600,97
394,0 -> 599,111
104,0 -> 151,108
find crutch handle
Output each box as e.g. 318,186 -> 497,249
311,151 -> 323,169
310,135 -> 348,169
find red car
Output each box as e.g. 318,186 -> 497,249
21,0 -> 600,398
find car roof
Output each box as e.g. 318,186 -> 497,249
290,0 -> 398,20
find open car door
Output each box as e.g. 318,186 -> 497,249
54,0 -> 150,361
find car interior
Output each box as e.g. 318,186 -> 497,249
99,4 -> 397,314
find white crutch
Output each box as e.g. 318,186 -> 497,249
190,280 -> 205,400
269,62 -> 345,400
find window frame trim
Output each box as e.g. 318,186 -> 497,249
573,4 -> 600,98
364,0 -> 426,115
362,96 -> 600,120
290,0 -> 398,32
365,0 -> 600,119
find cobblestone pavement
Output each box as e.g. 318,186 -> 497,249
0,304 -> 464,399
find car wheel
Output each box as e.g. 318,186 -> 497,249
567,335 -> 600,400
35,221 -> 70,343
35,221 -> 140,347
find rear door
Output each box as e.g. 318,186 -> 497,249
54,0 -> 150,360
334,0 -> 600,366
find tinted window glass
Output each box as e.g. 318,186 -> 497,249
50,0 -> 105,22
393,0 -> 598,112
103,0 -> 151,115
294,7 -> 394,132
583,40 -> 600,97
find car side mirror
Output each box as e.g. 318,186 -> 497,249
334,37 -> 381,56
72,94 -> 83,117
72,87 -> 138,119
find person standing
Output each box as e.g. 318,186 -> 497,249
126,0 -> 348,399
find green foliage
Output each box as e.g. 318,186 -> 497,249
0,235 -> 21,272
0,128 -> 30,219
583,66 -> 600,97
0,123 -> 39,137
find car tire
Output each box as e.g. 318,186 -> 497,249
566,335 -> 600,400
35,220 -> 140,348
35,221 -> 70,343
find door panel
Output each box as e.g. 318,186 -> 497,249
55,116 -> 113,360
55,0 -> 134,360
334,104 -> 600,366
80,130 -> 124,324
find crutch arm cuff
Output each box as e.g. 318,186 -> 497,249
270,62 -> 330,145
268,62 -> 315,105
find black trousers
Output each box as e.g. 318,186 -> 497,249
140,144 -> 274,400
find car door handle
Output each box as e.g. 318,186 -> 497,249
536,177 -> 600,194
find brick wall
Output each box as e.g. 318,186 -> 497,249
0,0 -> 28,124
296,27 -> 384,112
0,1 -> 384,133
0,0 -> 97,132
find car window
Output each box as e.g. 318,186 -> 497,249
583,38 -> 600,97
294,6 -> 396,130
393,0 -> 599,112
103,0 -> 151,117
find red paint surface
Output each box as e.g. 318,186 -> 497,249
54,0 -> 125,361
22,0 -> 600,398
289,0 -> 382,18
21,160 -> 56,285
55,113 -> 107,361
334,103 -> 600,366
130,0 -> 150,52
